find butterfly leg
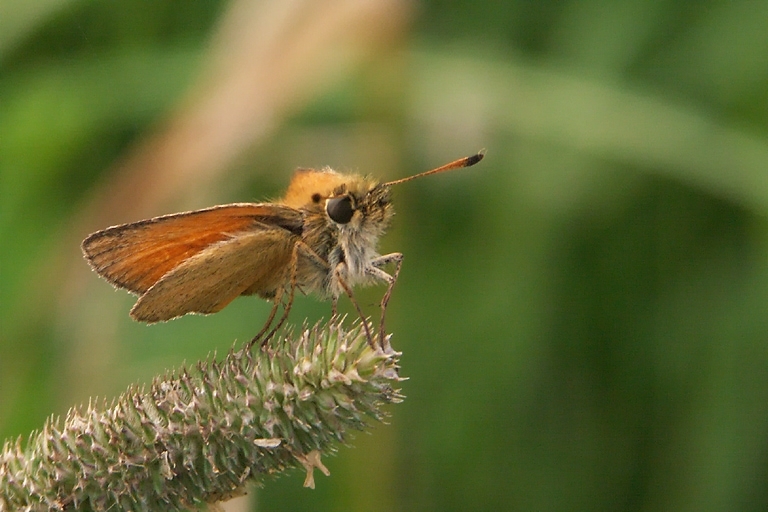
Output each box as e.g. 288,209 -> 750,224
258,245 -> 301,348
367,252 -> 404,349
247,285 -> 284,349
334,265 -> 375,349
291,241 -> 348,328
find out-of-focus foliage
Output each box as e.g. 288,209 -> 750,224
2,1 -> 768,511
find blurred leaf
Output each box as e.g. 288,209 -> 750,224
0,0 -> 74,57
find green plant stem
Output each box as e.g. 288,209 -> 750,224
0,320 -> 403,512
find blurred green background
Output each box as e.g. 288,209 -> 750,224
3,1 -> 768,511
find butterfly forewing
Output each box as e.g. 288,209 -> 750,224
81,203 -> 303,295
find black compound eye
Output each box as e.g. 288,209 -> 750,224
326,195 -> 354,224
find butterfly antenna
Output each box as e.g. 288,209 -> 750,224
383,149 -> 485,187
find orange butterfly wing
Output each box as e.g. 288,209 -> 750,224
129,228 -> 297,322
81,203 -> 303,295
